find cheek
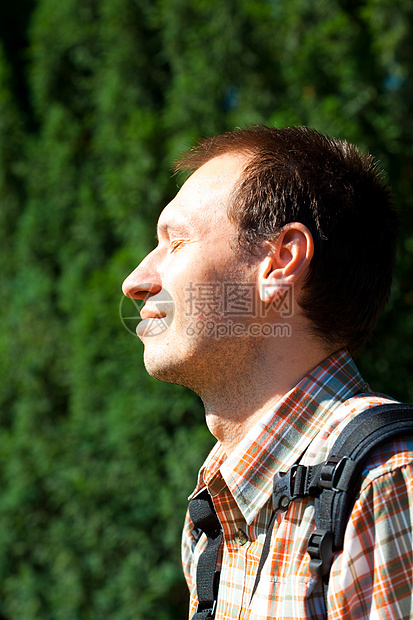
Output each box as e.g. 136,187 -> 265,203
164,248 -> 254,317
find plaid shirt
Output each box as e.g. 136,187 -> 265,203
182,350 -> 413,619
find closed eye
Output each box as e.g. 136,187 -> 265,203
170,239 -> 185,252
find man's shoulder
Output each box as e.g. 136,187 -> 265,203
319,394 -> 413,490
360,434 -> 413,490
332,393 -> 399,429
303,394 -> 398,463
334,396 -> 413,485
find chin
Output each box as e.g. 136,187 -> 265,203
143,347 -> 190,387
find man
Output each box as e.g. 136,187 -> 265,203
122,126 -> 413,619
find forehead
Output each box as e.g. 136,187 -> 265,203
158,153 -> 250,230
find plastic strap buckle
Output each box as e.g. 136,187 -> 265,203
272,464 -> 307,511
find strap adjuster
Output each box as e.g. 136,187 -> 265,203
196,599 -> 217,618
319,456 -> 355,491
307,529 -> 334,578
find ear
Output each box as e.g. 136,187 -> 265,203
258,222 -> 314,303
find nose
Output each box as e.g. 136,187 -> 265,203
122,252 -> 162,300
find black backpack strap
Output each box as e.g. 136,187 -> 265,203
188,490 -> 223,620
308,403 -> 413,581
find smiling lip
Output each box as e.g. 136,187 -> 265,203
140,306 -> 167,320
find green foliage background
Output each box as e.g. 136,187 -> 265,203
0,0 -> 413,617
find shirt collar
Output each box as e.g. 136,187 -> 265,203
190,350 -> 367,524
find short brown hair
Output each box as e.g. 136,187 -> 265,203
175,126 -> 399,357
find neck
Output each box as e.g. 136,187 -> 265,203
199,337 -> 334,456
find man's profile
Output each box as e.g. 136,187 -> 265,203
122,126 -> 412,619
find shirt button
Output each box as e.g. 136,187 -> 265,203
233,529 -> 249,546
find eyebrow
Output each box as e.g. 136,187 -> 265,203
156,218 -> 190,240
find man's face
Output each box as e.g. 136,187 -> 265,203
122,153 -> 260,392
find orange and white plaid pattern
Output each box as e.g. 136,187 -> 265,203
182,350 -> 413,619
